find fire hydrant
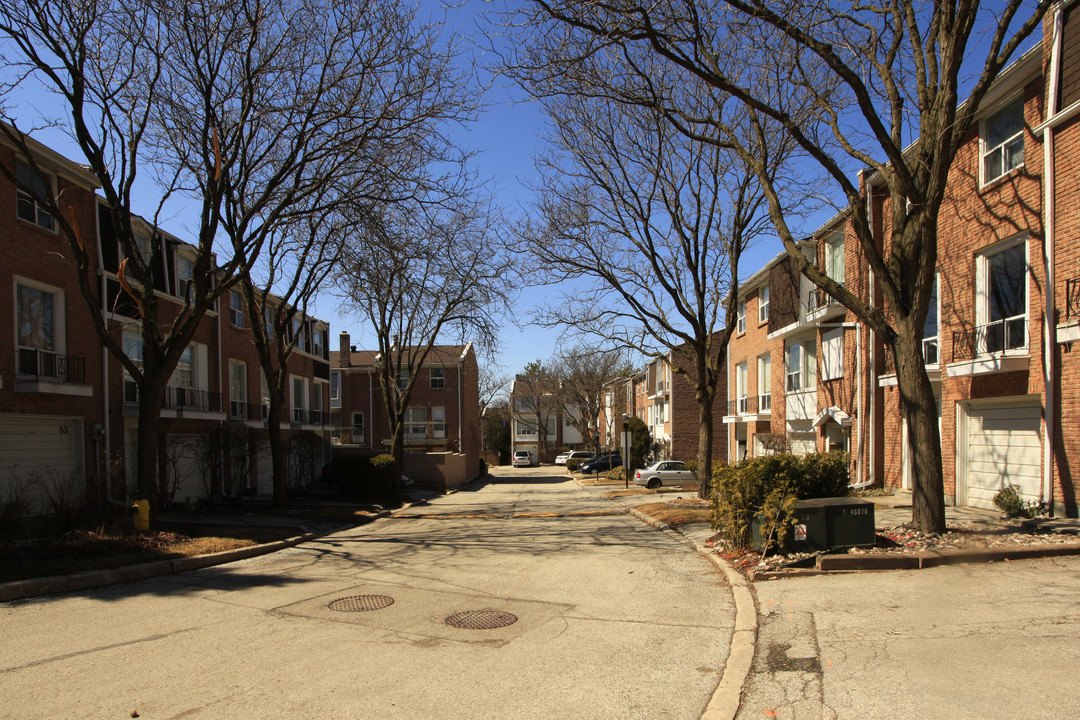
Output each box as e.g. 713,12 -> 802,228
131,498 -> 150,531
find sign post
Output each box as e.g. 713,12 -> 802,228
620,414 -> 631,490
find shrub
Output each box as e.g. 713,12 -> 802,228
333,453 -> 397,499
566,458 -> 584,472
993,484 -> 1048,519
711,451 -> 850,552
604,467 -> 627,483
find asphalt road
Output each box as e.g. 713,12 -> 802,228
0,466 -> 735,720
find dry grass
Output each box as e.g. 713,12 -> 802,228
634,502 -> 713,527
0,522 -> 299,584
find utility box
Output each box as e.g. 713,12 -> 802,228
752,497 -> 875,553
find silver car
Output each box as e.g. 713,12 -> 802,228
633,460 -> 694,489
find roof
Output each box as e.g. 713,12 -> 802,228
331,344 -> 471,369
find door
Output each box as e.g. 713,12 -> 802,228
0,415 -> 83,515
961,401 -> 1042,510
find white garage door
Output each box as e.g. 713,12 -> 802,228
256,439 -> 274,496
0,416 -> 83,515
165,434 -> 210,505
964,403 -> 1042,510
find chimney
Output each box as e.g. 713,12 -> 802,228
339,331 -> 351,368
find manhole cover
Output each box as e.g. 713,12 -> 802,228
328,595 -> 395,612
444,609 -> 518,630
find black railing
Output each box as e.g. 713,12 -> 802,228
163,386 -> 222,412
884,337 -> 939,373
1067,278 -> 1080,321
808,282 -> 845,312
292,408 -> 309,424
728,395 -> 760,415
952,315 -> 1027,361
310,409 -> 325,425
230,400 -> 248,420
332,427 -> 366,445
17,348 -> 85,384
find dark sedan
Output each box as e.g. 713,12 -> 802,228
580,452 -> 623,474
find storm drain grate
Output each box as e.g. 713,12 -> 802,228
444,609 -> 518,630
328,594 -> 395,613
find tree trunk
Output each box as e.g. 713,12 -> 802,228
696,391 -> 715,499
136,396 -> 162,517
894,330 -> 946,533
390,430 -> 404,500
267,387 -> 288,507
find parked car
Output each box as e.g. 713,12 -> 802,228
634,460 -> 694,489
580,452 -> 622,474
555,450 -> 595,466
512,450 -> 533,467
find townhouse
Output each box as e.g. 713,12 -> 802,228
1,128 -> 331,512
509,373 -> 583,463
330,332 -> 481,489
727,3 -> 1080,516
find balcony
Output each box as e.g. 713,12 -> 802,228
229,400 -> 248,420
879,338 -> 941,387
724,394 -> 771,422
332,427 -> 366,446
806,283 -> 846,322
947,315 -> 1029,377
163,386 -> 222,413
15,348 -> 91,396
649,379 -> 670,400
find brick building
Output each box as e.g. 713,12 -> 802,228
1,127 -> 331,511
330,332 -> 481,489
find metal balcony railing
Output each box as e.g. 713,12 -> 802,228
952,315 -> 1027,362
332,427 -> 366,445
292,408 -> 309,424
17,348 -> 86,384
230,400 -> 248,420
1067,278 -> 1080,321
807,282 -> 845,312
884,337 -> 939,373
728,395 -> 760,415
163,387 -> 221,412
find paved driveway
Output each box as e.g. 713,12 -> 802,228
0,466 -> 734,720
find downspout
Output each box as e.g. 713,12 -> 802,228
369,368 -> 374,449
1042,4 -> 1063,514
97,204 -> 125,507
865,172 -> 878,488
457,364 -> 463,454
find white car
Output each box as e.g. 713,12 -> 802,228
633,460 -> 694,489
512,450 -> 533,467
555,450 -> 595,466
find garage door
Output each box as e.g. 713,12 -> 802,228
0,416 -> 83,515
256,439 -> 274,496
964,403 -> 1042,510
165,434 -> 211,505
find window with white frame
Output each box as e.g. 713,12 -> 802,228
923,275 -> 939,365
516,419 -> 537,437
825,232 -> 845,284
312,326 -> 325,358
351,412 -> 364,430
737,299 -> 746,334
291,376 -> 308,423
977,238 -> 1028,354
736,362 -> 748,414
397,368 -> 410,390
229,291 -> 245,328
821,328 -> 844,381
405,407 -> 427,439
757,354 -> 771,411
430,367 -> 446,389
982,98 -> 1025,183
311,383 -> 324,424
432,406 -> 446,439
175,254 -> 193,301
16,280 -> 65,379
263,305 -> 275,339
260,371 -> 270,418
785,339 -> 816,392
758,286 -> 770,323
123,330 -> 142,402
330,370 -> 341,408
15,160 -> 55,231
170,344 -> 196,407
229,361 -> 247,418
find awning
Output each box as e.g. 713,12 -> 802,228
812,406 -> 851,428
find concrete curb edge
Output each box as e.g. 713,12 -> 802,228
626,507 -> 755,720
0,509 -> 397,603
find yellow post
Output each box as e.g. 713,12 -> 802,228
132,499 -> 150,531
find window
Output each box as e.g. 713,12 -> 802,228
757,354 -> 771,411
736,362 -> 748,414
311,383 -> 324,424
758,286 -> 770,323
122,330 -> 142,401
923,275 -> 939,365
397,368 -> 409,390
405,407 -> 427,439
229,291 -> 245,327
516,420 -> 537,437
291,376 -> 308,423
351,412 -> 364,429
978,239 -> 1028,353
785,339 -> 816,392
173,346 -> 194,390
312,327 -> 324,358
263,305 -> 275,339
16,160 -> 55,231
175,254 -> 193,301
16,283 -> 57,353
229,361 -> 247,418
330,370 -> 341,407
260,372 -> 270,418
825,232 -> 845,284
982,98 -> 1025,183
737,300 -> 746,334
821,328 -> 844,381
432,406 -> 446,439
430,367 -> 445,389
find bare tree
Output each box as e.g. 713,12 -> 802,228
338,194 -> 513,496
550,346 -> 627,456
504,68 -> 794,495
504,0 -> 1049,531
0,0 -> 471,514
512,359 -> 561,462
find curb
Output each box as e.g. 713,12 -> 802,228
0,509 -> 398,604
627,508 -> 755,720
